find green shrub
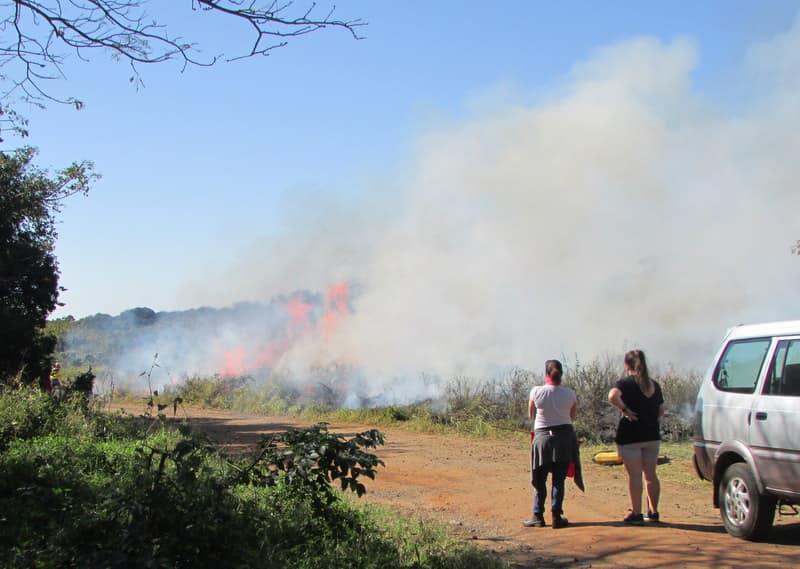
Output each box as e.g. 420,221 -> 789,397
0,388 -> 503,569
0,388 -> 60,450
0,387 -> 108,449
0,386 -> 147,452
0,420 -> 387,568
564,356 -> 622,441
174,374 -> 302,412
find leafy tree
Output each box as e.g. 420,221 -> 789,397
0,147 -> 97,385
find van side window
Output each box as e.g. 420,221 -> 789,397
764,340 -> 800,396
714,338 -> 771,393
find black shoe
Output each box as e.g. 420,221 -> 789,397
644,511 -> 660,523
623,512 -> 644,524
522,513 -> 546,528
551,514 -> 569,529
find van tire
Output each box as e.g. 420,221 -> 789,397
718,463 -> 776,540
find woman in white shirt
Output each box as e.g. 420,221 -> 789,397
523,359 -> 578,529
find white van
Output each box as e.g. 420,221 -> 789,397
694,320 -> 800,540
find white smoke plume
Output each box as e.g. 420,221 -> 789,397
110,23 -> 800,399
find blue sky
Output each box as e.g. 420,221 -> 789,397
18,0 -> 799,318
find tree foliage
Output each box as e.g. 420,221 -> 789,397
0,147 -> 97,384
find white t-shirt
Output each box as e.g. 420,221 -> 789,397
530,384 -> 577,430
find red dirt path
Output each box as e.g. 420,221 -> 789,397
118,405 -> 800,568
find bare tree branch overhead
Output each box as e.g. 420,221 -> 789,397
0,1 -> 365,137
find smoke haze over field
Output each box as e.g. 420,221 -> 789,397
110,24 -> 800,396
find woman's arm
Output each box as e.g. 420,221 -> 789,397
569,400 -> 577,421
658,403 -> 665,418
608,387 -> 638,421
528,398 -> 536,420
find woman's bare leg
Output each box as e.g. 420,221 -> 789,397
642,444 -> 660,513
620,447 -> 643,514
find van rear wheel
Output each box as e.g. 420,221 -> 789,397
719,463 -> 776,540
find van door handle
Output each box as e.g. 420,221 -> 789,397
755,412 -> 768,421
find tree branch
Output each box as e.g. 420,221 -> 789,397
0,0 -> 365,138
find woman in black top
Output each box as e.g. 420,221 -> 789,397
607,349 -> 664,524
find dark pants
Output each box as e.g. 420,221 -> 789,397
532,461 -> 569,515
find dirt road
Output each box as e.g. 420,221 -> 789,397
130,405 -> 800,568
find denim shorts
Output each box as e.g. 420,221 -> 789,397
617,440 -> 660,463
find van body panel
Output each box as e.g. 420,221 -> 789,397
701,390 -> 753,447
693,442 -> 713,480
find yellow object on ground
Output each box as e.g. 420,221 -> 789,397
592,450 -> 623,465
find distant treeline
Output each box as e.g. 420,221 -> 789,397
47,292 -> 325,371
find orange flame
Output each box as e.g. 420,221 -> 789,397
218,283 -> 352,376
322,282 -> 349,340
222,346 -> 246,377
287,294 -> 313,333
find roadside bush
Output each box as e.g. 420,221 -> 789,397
173,374 -> 304,415
0,388 -> 501,569
658,369 -> 702,441
0,386 -> 144,451
443,368 -> 533,429
176,374 -> 252,406
0,386 -> 385,568
0,387 -> 107,449
563,356 -> 624,441
0,387 -> 60,450
0,430 -> 371,568
66,368 -> 95,397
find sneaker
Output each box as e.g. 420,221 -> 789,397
551,514 -> 569,529
522,513 -> 546,528
623,512 -> 644,524
644,511 -> 660,523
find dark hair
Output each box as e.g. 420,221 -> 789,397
624,349 -> 651,389
545,359 -> 563,384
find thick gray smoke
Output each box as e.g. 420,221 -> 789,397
130,27 -> 800,399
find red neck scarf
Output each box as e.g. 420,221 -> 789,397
544,376 -> 557,386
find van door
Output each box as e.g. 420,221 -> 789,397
703,338 -> 772,446
750,337 -> 800,495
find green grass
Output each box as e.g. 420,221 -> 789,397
362,504 -> 506,569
